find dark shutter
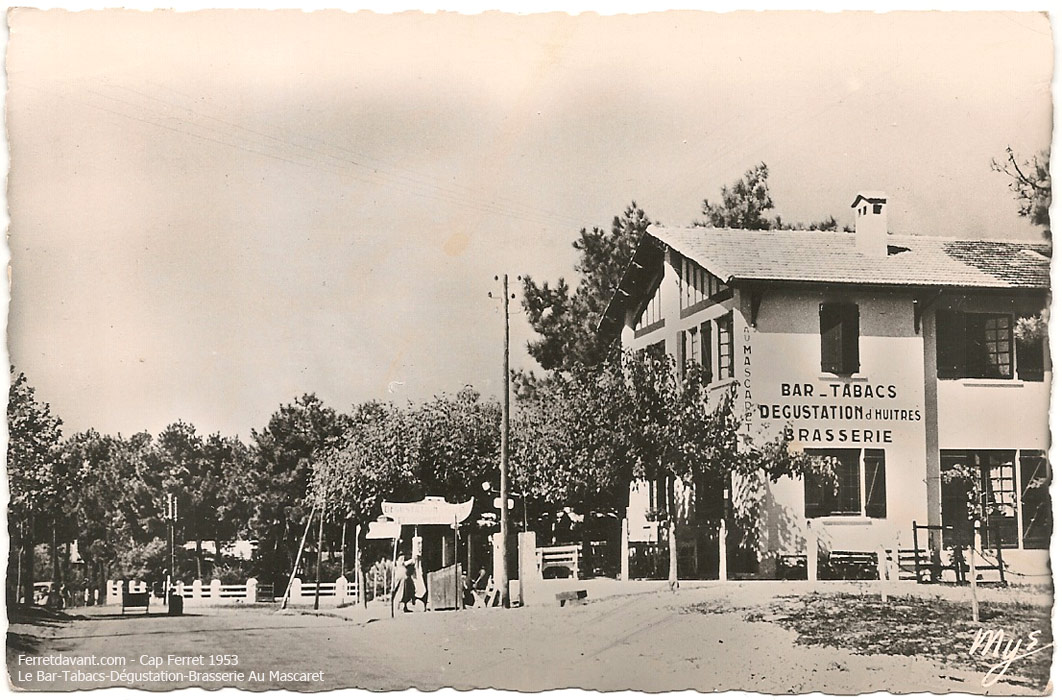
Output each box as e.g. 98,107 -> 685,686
936,310 -> 965,379
804,471 -> 828,518
821,303 -> 860,374
1016,337 -> 1045,382
820,304 -> 844,373
841,304 -> 860,373
1019,450 -> 1051,549
676,331 -> 686,381
863,449 -> 886,518
699,321 -> 713,383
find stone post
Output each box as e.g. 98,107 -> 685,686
718,519 -> 728,581
336,576 -> 348,604
175,581 -> 185,600
192,579 -> 203,599
210,579 -> 222,600
246,577 -> 257,603
517,531 -> 537,606
290,577 -> 303,604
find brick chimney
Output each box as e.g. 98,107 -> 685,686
851,192 -> 887,257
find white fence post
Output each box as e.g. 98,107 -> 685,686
210,579 -> 222,600
290,577 -> 303,604
176,581 -> 186,599
246,577 -> 257,603
192,579 -> 203,599
336,576 -> 348,604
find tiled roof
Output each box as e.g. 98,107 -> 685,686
649,225 -> 1051,289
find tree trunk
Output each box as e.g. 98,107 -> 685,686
667,520 -> 679,591
340,520 -> 347,576
667,476 -> 679,591
22,514 -> 36,606
356,526 -> 366,609
48,520 -> 60,608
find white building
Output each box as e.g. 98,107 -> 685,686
601,193 -> 1050,581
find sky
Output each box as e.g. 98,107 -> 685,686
5,9 -> 1055,440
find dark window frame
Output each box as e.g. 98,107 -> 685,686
936,310 -> 1034,381
716,313 -> 734,381
940,449 -> 1021,549
804,448 -> 886,519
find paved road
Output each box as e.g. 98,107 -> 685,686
7,585 -> 1035,694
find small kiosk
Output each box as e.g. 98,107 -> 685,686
369,496 -> 474,614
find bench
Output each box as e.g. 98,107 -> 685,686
555,589 -> 588,608
121,590 -> 151,615
826,551 -> 878,580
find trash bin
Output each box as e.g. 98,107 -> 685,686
168,594 -> 184,616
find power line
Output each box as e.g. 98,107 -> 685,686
17,79 -> 581,231
85,86 -> 570,229
144,80 -> 583,229
103,81 -> 582,229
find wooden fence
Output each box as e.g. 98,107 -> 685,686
106,577 -> 358,605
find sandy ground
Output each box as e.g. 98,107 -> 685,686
6,581 -> 1046,694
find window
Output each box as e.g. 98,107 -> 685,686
804,449 -> 886,518
716,313 -> 733,380
820,303 -> 860,374
677,327 -> 703,382
699,320 -> 713,382
936,311 -> 1020,380
635,279 -> 664,333
940,450 -> 1020,549
1019,451 -> 1051,550
680,256 -> 728,311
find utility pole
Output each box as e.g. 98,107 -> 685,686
314,498 -> 325,611
490,274 -> 514,608
167,493 -> 177,604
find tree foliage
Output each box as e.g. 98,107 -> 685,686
7,369 -> 65,604
697,162 -> 777,230
521,202 -> 651,370
992,146 -> 1051,237
511,362 -> 633,518
696,162 -> 850,232
310,389 -> 501,528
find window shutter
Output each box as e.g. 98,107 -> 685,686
820,304 -> 843,373
676,331 -> 687,381
699,321 -> 713,382
936,311 -> 965,379
1019,450 -> 1051,549
863,449 -> 886,518
804,472 -> 827,519
1016,337 -> 1045,382
842,304 -> 860,374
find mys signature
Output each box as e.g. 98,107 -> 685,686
969,628 -> 1053,687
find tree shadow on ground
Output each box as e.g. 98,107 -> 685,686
7,630 -> 43,655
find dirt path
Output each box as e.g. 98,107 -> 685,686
7,585 -> 1040,694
